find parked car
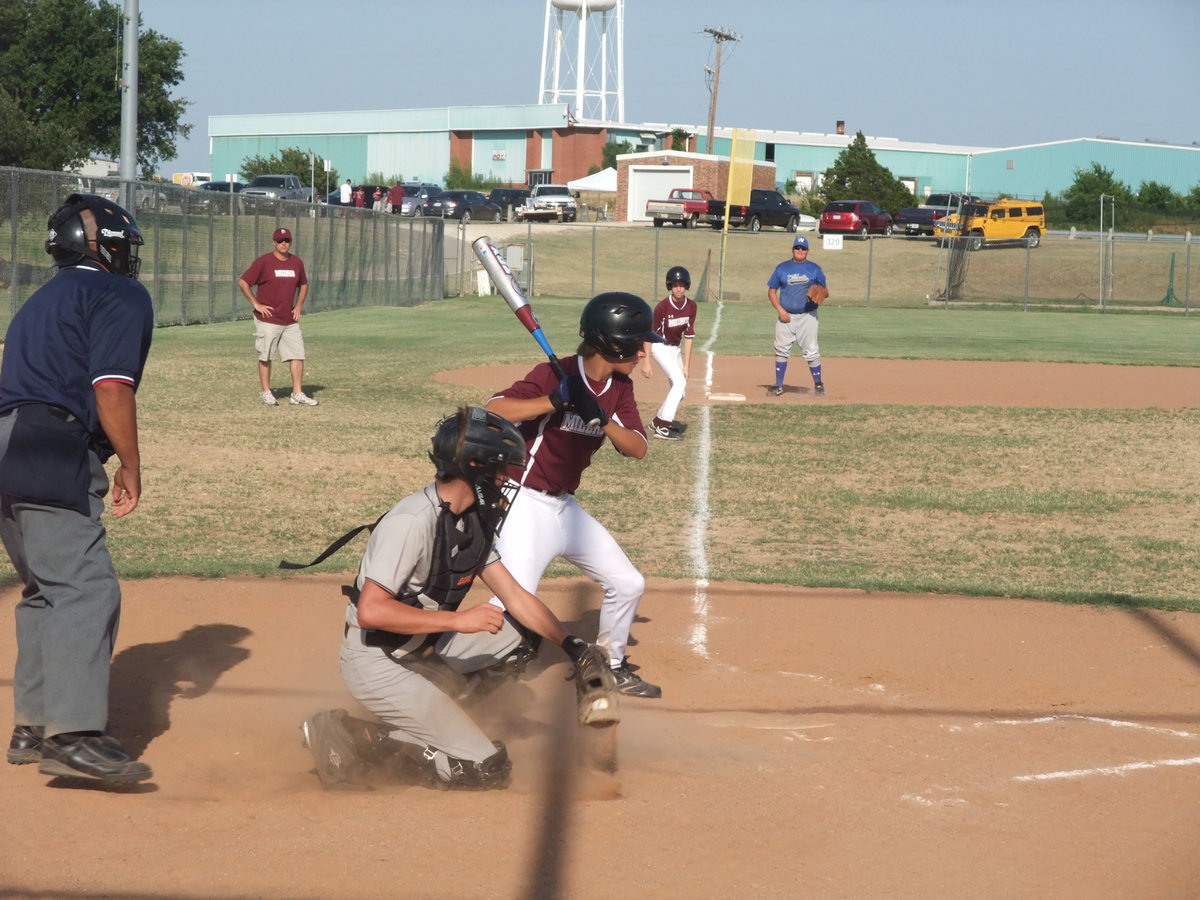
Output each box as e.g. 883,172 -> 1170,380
396,183 -> 442,217
239,174 -> 311,203
488,188 -> 530,221
705,189 -> 801,232
193,180 -> 245,214
933,198 -> 1046,250
818,200 -> 894,238
896,192 -> 981,236
424,190 -> 504,222
520,184 -> 578,222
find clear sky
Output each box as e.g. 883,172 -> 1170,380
140,0 -> 1200,176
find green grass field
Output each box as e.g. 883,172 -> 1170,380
2,298 -> 1197,611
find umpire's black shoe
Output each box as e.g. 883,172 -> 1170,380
38,732 -> 153,783
7,724 -> 43,765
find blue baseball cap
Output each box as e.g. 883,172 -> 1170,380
793,236 -> 809,250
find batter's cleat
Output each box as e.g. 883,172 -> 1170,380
766,385 -> 784,397
610,659 -> 662,699
8,724 -> 43,765
814,382 -> 825,395
38,732 -> 153,783
653,423 -> 683,441
261,390 -> 278,406
290,391 -> 319,406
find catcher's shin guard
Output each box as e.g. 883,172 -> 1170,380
397,740 -> 512,790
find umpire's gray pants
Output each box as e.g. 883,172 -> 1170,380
0,411 -> 120,737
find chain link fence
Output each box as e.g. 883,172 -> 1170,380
0,166 -> 446,333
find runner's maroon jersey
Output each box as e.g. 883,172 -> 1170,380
489,355 -> 647,495
652,295 -> 698,346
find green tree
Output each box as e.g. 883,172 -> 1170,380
670,127 -> 689,152
1060,163 -> 1134,223
443,158 -> 503,191
0,0 -> 189,172
239,147 -> 337,188
818,131 -> 915,214
601,140 -> 632,170
1136,180 -> 1181,212
1187,184 -> 1200,212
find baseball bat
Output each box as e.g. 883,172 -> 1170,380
472,236 -> 601,428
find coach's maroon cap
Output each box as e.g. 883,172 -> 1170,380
273,227 -> 292,242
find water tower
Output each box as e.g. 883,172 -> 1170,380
538,0 -> 625,122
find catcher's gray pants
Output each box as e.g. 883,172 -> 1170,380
774,311 -> 821,366
0,418 -> 120,738
340,620 -> 522,764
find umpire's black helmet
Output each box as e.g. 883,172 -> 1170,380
579,292 -> 662,361
46,193 -> 144,279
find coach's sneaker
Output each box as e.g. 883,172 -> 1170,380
290,391 -> 319,406
766,385 -> 784,397
653,423 -> 682,441
611,658 -> 662,699
261,390 -> 278,406
814,381 -> 825,395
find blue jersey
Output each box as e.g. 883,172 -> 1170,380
767,258 -> 827,314
0,263 -> 153,457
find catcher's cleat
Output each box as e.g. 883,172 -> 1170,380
766,385 -> 784,397
300,709 -> 372,790
572,645 -> 621,727
611,658 -> 662,699
814,382 -> 825,395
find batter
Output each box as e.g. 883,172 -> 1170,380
486,292 -> 665,698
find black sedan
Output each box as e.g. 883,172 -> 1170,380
424,190 -> 503,222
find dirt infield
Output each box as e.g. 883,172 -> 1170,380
4,359 -> 1200,899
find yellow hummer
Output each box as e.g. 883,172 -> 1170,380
933,198 -> 1046,250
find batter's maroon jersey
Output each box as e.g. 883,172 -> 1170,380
490,355 -> 647,495
652,295 -> 698,346
241,252 -> 307,325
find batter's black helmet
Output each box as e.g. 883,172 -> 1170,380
430,407 -> 526,533
665,265 -> 691,289
45,193 -> 144,279
579,292 -> 662,361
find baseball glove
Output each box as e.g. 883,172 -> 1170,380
572,644 -> 621,728
807,283 -> 830,305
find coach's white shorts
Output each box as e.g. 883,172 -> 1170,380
255,321 -> 306,362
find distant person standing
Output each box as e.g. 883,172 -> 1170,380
0,194 -> 154,784
238,227 -> 319,407
386,183 -> 404,214
766,236 -> 829,396
353,186 -> 366,209
340,179 -> 352,205
640,264 -> 697,440
372,186 -> 383,211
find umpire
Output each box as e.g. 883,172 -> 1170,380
0,194 -> 154,784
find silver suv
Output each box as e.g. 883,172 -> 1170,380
397,183 -> 442,217
525,184 -> 578,222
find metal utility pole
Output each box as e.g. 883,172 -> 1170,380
118,0 -> 139,210
703,26 -> 740,154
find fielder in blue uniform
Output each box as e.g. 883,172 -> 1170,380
0,194 -> 154,784
766,235 -> 827,396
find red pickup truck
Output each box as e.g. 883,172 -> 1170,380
645,188 -> 716,229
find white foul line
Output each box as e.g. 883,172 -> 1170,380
1014,756 -> 1200,782
687,299 -> 725,659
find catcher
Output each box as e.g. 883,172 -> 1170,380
766,234 -> 829,396
300,407 -> 618,791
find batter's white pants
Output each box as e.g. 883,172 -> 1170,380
493,486 -> 644,668
649,342 -> 688,423
774,312 -> 820,366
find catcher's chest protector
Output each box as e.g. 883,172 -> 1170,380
410,506 -> 494,611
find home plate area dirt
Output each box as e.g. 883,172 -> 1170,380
3,358 -> 1200,899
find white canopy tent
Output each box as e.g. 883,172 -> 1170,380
567,167 -> 617,192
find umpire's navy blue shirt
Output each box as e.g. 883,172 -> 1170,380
0,263 -> 153,458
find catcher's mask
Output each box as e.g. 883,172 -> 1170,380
579,291 -> 662,361
46,193 -> 144,279
430,407 -> 526,535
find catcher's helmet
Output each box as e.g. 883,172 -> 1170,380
665,265 -> 691,289
430,407 -> 526,533
579,291 -> 662,361
45,193 -> 144,279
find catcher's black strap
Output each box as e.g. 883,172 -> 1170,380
278,513 -> 386,570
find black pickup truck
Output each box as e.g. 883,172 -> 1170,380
705,188 -> 801,233
895,192 -> 980,236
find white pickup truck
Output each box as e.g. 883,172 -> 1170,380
519,184 -> 578,222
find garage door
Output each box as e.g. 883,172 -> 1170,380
628,166 -> 695,221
